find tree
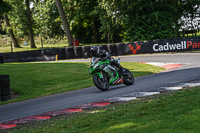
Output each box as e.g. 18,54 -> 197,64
1,0 -> 21,48
33,0 -> 64,39
0,0 -> 10,16
25,0 -> 36,48
98,0 -> 124,43
178,0 -> 200,32
2,0 -> 199,47
98,0 -> 200,41
3,0 -> 37,48
5,0 -> 28,37
55,0 -> 73,46
4,14 -> 21,48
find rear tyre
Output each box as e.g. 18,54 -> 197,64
93,74 -> 109,91
123,68 -> 134,85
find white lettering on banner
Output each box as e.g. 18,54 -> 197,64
153,41 -> 187,52
184,41 -> 187,49
153,44 -> 158,51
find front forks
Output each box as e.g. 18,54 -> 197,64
99,71 -> 108,83
96,70 -> 103,79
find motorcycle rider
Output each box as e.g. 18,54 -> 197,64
90,46 -> 125,74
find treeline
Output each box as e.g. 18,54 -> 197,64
0,0 -> 200,48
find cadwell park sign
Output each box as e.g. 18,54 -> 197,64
153,40 -> 200,52
127,37 -> 200,54
1,37 -> 200,63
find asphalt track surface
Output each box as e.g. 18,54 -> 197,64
0,53 -> 200,123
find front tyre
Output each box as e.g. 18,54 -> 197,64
93,74 -> 109,91
123,68 -> 134,85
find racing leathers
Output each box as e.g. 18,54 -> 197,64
98,50 -> 124,73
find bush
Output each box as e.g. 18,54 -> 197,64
122,0 -> 178,42
0,34 -> 11,47
34,36 -> 68,45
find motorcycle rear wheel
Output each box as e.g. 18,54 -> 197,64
123,68 -> 134,85
93,74 -> 109,91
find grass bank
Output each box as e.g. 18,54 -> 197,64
0,62 -> 164,104
6,86 -> 200,133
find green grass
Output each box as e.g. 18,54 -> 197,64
0,62 -> 164,104
7,87 -> 200,133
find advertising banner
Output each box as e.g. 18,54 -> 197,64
127,38 -> 200,54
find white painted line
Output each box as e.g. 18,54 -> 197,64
161,82 -> 200,91
180,83 -> 200,87
145,62 -> 169,66
108,97 -> 137,101
137,92 -> 160,97
162,86 -> 183,90
123,92 -> 160,97
108,92 -> 160,102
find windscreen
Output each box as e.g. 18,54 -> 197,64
91,57 -> 99,64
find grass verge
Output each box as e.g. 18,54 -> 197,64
5,86 -> 200,133
0,62 -> 164,104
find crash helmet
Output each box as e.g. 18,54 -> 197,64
90,46 -> 100,57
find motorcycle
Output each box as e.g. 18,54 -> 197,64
89,57 -> 134,91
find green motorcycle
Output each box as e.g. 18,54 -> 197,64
89,57 -> 134,91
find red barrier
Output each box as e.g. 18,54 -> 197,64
73,40 -> 79,46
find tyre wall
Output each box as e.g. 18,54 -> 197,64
0,75 -> 11,101
65,47 -> 76,59
99,44 -> 109,52
82,46 -> 92,58
2,37 -> 200,63
0,53 -> 4,63
42,48 -> 66,61
107,44 -> 118,56
4,50 -> 44,62
74,46 -> 84,58
116,43 -> 131,55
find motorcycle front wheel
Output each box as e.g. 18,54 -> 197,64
123,68 -> 134,85
93,74 -> 109,91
